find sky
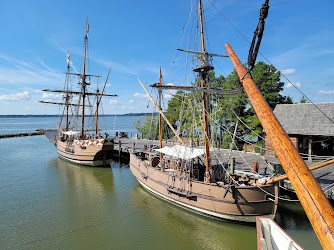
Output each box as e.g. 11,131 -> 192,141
0,0 -> 333,115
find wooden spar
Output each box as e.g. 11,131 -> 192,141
80,18 -> 89,139
39,101 -> 92,107
137,77 -> 186,147
150,84 -> 240,94
42,89 -> 117,97
55,123 -> 64,134
92,68 -> 112,136
198,0 -> 211,182
95,78 -> 99,136
225,43 -> 334,249
199,0 -> 206,53
158,67 -> 163,169
65,58 -> 70,131
264,158 -> 334,185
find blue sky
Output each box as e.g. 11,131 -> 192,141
0,0 -> 333,115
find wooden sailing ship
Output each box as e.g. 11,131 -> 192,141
41,20 -> 117,166
131,1 -> 334,247
129,0 -> 279,223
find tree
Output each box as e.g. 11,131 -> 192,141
299,96 -> 309,103
134,61 -> 293,150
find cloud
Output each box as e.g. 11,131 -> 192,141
134,92 -> 148,98
109,99 -> 119,104
122,106 -> 126,110
317,90 -> 334,95
0,91 -> 31,101
42,92 -> 62,101
129,100 -> 134,103
285,82 -> 301,89
106,84 -> 111,87
281,68 -> 296,75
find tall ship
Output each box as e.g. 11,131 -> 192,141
41,20 -> 117,166
129,0 -> 279,223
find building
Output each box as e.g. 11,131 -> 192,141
265,103 -> 334,161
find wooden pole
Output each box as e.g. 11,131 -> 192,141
80,18 -> 89,139
264,158 -> 334,185
158,67 -> 163,170
137,77 -> 186,147
225,43 -> 334,249
198,0 -> 211,183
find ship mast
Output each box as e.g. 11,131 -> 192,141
197,0 -> 211,183
95,78 -> 99,137
80,18 -> 90,139
158,67 -> 163,170
65,53 -> 70,131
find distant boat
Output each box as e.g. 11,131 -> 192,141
40,19 -> 117,166
256,217 -> 304,250
129,0 -> 278,223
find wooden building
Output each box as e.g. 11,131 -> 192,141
265,103 -> 334,161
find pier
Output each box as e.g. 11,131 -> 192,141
0,129 -> 46,139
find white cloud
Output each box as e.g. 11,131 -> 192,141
285,82 -> 301,89
122,105 -> 126,110
109,99 -> 119,104
106,84 -> 111,87
129,100 -> 134,103
281,68 -> 296,75
134,92 -> 148,98
0,91 -> 31,101
42,92 -> 62,101
317,90 -> 334,95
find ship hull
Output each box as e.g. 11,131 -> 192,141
57,138 -> 114,166
130,153 -> 278,223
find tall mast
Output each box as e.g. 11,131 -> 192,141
65,52 -> 70,131
80,18 -> 90,139
198,0 -> 211,182
95,78 -> 99,137
158,67 -> 163,170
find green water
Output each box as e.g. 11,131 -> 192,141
0,135 -> 321,249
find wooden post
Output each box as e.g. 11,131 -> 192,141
308,136 -> 313,162
225,43 -> 334,249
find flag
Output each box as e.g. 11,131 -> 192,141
86,22 -> 89,36
67,52 -> 71,64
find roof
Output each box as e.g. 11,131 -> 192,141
273,103 -> 334,136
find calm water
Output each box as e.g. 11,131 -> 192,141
0,117 -> 321,249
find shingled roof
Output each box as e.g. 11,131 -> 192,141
273,103 -> 334,136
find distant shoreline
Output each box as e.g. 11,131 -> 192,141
0,113 -> 157,118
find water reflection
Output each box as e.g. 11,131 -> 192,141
275,201 -> 310,229
131,184 -> 256,250
55,158 -> 115,194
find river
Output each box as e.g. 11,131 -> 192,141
0,116 -> 321,249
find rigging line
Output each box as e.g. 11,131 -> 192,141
168,89 -> 275,153
227,103 -> 270,143
167,0 -> 195,78
207,0 -> 334,126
